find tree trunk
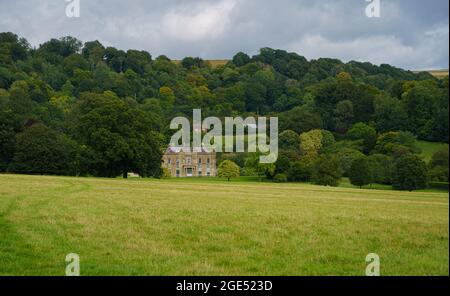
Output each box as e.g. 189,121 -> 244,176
123,171 -> 128,179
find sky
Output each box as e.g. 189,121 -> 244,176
0,0 -> 448,70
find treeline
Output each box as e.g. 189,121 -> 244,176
219,126 -> 448,191
0,32 -> 448,187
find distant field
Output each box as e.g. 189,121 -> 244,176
172,61 -> 449,76
173,60 -> 229,68
0,174 -> 448,275
427,70 -> 449,79
414,70 -> 449,79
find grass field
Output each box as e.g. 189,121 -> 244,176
173,59 -> 229,68
427,70 -> 449,79
0,174 -> 448,276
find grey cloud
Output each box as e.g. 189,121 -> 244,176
0,0 -> 448,70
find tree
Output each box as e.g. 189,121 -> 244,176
82,40 -> 105,69
280,105 -> 323,134
218,160 -> 240,181
368,154 -> 394,184
181,57 -> 205,69
279,130 -> 300,151
299,129 -> 335,159
373,94 -> 407,133
402,80 -> 440,140
348,156 -> 372,188
392,153 -> 428,191
0,89 -> 17,171
245,153 -> 276,181
288,158 -> 314,182
333,100 -> 354,134
232,52 -> 251,67
68,91 -> 162,178
9,124 -> 75,175
347,122 -> 377,154
374,131 -> 418,156
336,148 -> 365,176
311,155 -> 342,186
8,80 -> 37,122
428,147 -> 449,182
63,54 -> 89,75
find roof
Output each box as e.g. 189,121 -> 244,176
165,146 -> 214,154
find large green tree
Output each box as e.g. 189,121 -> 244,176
9,124 -> 75,175
392,153 -> 428,191
69,91 -> 162,178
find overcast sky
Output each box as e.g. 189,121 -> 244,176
0,0 -> 448,70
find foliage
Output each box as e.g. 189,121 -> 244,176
428,147 -> 449,182
368,154 -> 394,184
311,155 -> 342,187
288,158 -> 314,182
0,32 -> 448,180
278,130 -> 300,151
392,153 -> 428,191
348,156 -> 373,188
218,160 -> 240,181
299,129 -> 336,159
374,131 -> 419,156
274,173 -> 288,183
9,123 -> 75,175
347,122 -> 377,154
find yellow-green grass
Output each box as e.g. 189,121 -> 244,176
413,70 -> 448,79
428,70 -> 449,79
0,174 -> 448,276
173,60 -> 230,68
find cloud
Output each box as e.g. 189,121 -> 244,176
0,0 -> 448,70
162,0 -> 236,42
288,24 -> 449,70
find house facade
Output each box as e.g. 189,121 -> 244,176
162,147 -> 217,177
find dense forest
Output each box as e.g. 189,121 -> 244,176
0,32 -> 448,190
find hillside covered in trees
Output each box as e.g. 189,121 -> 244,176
0,32 -> 448,189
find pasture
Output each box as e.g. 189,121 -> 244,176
0,174 -> 448,275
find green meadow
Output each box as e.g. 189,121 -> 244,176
0,174 -> 448,276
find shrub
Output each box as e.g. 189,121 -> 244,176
274,173 -> 288,183
311,155 -> 342,187
161,167 -> 171,179
348,156 -> 373,188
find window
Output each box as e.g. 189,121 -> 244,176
176,159 -> 180,168
198,158 -> 202,164
176,170 -> 180,177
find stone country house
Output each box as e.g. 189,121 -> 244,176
162,146 -> 217,177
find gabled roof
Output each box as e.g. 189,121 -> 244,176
165,146 -> 214,154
